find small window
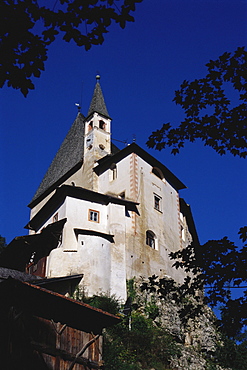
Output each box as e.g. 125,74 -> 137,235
88,121 -> 93,132
89,209 -> 99,223
110,163 -> 117,181
99,120 -> 106,130
154,194 -> 162,211
53,213 -> 58,222
181,225 -> 185,241
146,230 -> 156,249
152,167 -> 164,180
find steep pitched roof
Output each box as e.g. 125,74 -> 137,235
29,113 -> 85,207
87,76 -> 110,118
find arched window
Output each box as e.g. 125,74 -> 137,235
152,167 -> 164,180
99,120 -> 106,130
88,121 -> 93,132
146,230 -> 156,249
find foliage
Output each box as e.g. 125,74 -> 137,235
169,227 -> 247,339
142,228 -> 247,339
0,0 -> 143,96
140,274 -> 247,370
104,310 -> 181,370
76,289 -> 180,370
205,333 -> 247,370
141,273 -> 205,326
0,235 -> 7,254
126,278 -> 136,300
147,47 -> 247,158
75,284 -> 247,369
147,47 -> 247,347
72,289 -> 120,315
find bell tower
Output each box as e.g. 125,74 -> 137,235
83,75 -> 112,190
84,75 -> 111,156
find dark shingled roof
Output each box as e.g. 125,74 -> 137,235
87,80 -> 110,118
29,79 -> 113,207
30,113 -> 85,206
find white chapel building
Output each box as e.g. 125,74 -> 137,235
26,76 -> 198,301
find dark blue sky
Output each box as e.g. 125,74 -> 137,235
1,0 -> 246,245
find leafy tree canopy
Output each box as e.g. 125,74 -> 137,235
170,226 -> 247,339
0,0 -> 142,96
142,164 -> 247,337
146,48 -> 247,342
74,292 -> 181,369
147,47 -> 247,158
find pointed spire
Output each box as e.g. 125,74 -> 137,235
87,75 -> 110,118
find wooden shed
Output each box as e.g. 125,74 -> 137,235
0,277 -> 120,370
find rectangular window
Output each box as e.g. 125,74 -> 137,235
112,168 -> 117,180
109,163 -> 117,181
146,231 -> 155,249
89,209 -> 99,223
154,194 -> 162,211
181,225 -> 185,241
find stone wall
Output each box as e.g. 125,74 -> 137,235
132,277 -> 229,370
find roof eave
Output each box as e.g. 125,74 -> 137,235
95,143 -> 187,191
26,185 -> 140,232
85,111 -> 112,121
0,278 -> 121,333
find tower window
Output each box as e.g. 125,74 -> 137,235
89,209 -> 99,223
154,194 -> 162,211
99,120 -> 106,130
88,121 -> 93,132
146,230 -> 156,249
109,163 -> 117,181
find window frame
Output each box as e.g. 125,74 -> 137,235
146,230 -> 156,249
154,193 -> 162,212
88,209 -> 100,223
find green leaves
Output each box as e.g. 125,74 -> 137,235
141,227 -> 247,339
105,308 -> 181,369
169,227 -> 247,338
0,0 -> 143,95
147,47 -> 247,158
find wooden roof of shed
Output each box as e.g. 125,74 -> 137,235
0,278 -> 120,334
